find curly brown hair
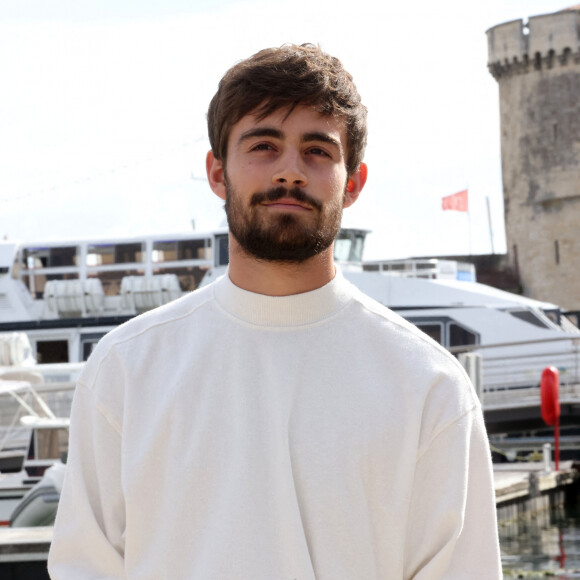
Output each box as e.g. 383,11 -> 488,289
207,43 -> 367,176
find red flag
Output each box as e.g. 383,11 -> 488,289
442,189 -> 468,212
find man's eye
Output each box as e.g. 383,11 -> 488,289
251,143 -> 274,151
308,147 -> 329,157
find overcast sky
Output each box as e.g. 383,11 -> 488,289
0,0 -> 570,259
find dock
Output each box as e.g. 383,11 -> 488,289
494,460 -> 579,524
0,526 -> 51,579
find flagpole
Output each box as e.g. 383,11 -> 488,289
486,196 -> 495,254
467,185 -> 472,255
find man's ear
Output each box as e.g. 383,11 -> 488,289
344,162 -> 368,208
206,151 -> 226,201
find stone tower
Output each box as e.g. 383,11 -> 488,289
487,6 -> 580,312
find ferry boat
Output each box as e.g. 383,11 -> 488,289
1,227 -> 579,436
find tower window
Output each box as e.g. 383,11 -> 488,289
555,240 -> 560,265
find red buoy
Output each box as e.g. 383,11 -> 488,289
541,366 -> 560,426
540,366 -> 560,470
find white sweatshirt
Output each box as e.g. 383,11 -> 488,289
49,271 -> 501,579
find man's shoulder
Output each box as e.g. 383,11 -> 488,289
343,278 -> 471,381
344,281 -> 480,422
90,279 -> 216,359
345,279 -> 445,351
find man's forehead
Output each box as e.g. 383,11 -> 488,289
229,105 -> 347,146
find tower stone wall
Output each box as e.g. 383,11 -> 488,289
487,7 -> 580,311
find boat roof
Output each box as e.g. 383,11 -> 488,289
344,271 -> 559,310
8,228 -> 230,249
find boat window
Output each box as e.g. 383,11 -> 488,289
508,309 -> 550,329
456,264 -> 476,282
448,323 -> 478,347
352,233 -> 365,262
563,311 -> 580,329
542,309 -> 561,326
416,323 -> 443,345
152,241 -> 177,262
215,234 -> 229,267
35,340 -> 69,363
81,333 -> 106,361
334,237 -> 351,262
23,246 -> 78,268
35,428 -> 69,462
334,230 -> 367,262
152,239 -> 211,263
87,243 -> 143,266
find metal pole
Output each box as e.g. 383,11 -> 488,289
555,415 -> 560,471
486,196 -> 495,254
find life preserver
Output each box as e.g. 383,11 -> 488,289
541,366 -> 560,426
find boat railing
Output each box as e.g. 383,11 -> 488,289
483,381 -> 580,410
0,363 -> 83,392
453,335 -> 580,409
362,258 -> 476,281
0,363 -> 82,430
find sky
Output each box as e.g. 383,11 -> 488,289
0,0 -> 572,260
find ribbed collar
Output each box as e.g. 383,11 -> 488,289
212,268 -> 353,327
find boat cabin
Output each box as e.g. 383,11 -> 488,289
0,229 -> 368,364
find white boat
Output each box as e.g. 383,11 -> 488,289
0,228 -> 229,364
0,379 -> 71,526
1,227 -> 579,437
9,462 -> 65,528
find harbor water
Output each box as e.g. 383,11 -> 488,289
501,501 -> 580,578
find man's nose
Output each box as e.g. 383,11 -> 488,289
272,152 -> 307,187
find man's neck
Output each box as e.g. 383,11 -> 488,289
227,235 -> 336,296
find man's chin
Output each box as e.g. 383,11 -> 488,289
233,230 -> 331,263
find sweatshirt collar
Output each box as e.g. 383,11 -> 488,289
213,267 -> 353,327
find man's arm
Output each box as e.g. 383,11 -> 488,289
48,383 -> 126,579
404,406 -> 502,579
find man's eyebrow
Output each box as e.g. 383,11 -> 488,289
301,132 -> 343,153
238,127 -> 283,144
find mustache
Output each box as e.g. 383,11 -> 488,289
250,187 -> 323,211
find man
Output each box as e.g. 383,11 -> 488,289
49,44 -> 501,578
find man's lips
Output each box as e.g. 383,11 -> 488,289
261,198 -> 312,211
250,187 -> 323,211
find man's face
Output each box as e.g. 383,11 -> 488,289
218,106 -> 353,263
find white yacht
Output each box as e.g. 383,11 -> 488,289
1,227 -> 579,437
0,378 -> 73,526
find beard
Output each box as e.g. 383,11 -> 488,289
224,181 -> 345,263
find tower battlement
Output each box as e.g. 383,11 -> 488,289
487,8 -> 580,79
486,6 -> 580,311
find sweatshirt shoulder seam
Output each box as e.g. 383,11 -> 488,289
350,287 -> 475,377
416,403 -> 479,462
93,291 -> 214,360
75,381 -> 122,437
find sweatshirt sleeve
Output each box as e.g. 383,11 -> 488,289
404,405 -> 502,579
48,383 -> 126,579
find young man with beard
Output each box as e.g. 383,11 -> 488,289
49,44 -> 501,579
